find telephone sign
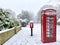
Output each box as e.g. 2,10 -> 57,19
41,9 -> 56,43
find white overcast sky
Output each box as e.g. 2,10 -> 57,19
0,0 -> 59,15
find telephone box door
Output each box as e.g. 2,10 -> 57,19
45,15 -> 56,43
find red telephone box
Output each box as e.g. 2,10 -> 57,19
41,9 -> 56,43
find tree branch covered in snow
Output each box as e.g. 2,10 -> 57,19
0,8 -> 20,31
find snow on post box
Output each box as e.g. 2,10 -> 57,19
41,9 -> 57,43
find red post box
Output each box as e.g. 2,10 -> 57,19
30,22 -> 34,36
41,9 -> 57,43
30,23 -> 34,28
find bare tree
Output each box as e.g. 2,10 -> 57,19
17,10 -> 34,22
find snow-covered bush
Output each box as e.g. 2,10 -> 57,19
20,19 -> 28,27
0,8 -> 20,31
14,20 -> 19,26
9,22 -> 14,28
0,25 -> 3,31
21,22 -> 26,27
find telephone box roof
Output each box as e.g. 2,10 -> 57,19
41,9 -> 57,15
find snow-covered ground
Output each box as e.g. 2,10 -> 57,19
3,23 -> 60,45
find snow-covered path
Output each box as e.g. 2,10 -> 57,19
3,24 -> 60,45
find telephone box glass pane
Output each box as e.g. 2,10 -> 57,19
46,16 -> 54,40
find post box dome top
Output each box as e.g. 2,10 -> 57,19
41,9 -> 56,15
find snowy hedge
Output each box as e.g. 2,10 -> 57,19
0,8 -> 20,31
